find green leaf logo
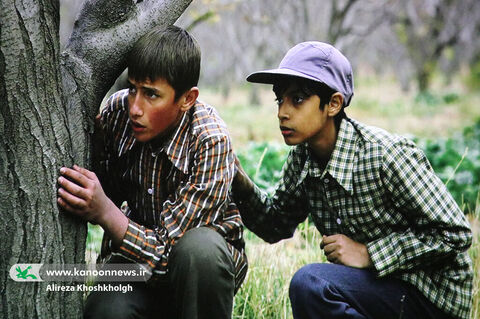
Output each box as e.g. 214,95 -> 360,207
15,266 -> 38,280
9,264 -> 42,282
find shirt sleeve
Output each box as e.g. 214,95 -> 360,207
367,141 -> 472,277
116,134 -> 236,275
233,148 -> 310,243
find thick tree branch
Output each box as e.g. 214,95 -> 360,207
59,0 -> 192,164
62,0 -> 193,113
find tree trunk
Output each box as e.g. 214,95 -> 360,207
0,0 -> 192,318
417,68 -> 430,93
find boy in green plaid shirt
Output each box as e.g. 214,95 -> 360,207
233,42 -> 473,319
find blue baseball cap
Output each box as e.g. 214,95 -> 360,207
246,41 -> 354,106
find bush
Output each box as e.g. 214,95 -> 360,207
419,119 -> 480,214
465,59 -> 480,92
414,91 -> 460,106
237,142 -> 289,195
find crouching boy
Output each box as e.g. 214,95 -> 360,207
233,41 -> 473,319
57,25 -> 247,319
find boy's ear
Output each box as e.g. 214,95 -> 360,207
327,92 -> 344,117
179,87 -> 199,112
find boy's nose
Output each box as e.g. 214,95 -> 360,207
277,104 -> 290,121
129,96 -> 144,118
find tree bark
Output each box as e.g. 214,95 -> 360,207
0,0 -> 192,318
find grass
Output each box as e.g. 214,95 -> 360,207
233,221 -> 325,319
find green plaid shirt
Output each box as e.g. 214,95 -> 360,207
235,118 -> 473,319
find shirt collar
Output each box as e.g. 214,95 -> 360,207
324,118 -> 357,194
296,118 -> 357,195
158,109 -> 192,174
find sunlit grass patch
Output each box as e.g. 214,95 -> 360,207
233,221 -> 325,319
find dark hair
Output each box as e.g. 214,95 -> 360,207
127,25 -> 201,101
273,77 -> 346,128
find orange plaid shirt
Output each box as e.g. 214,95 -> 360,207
96,89 -> 247,290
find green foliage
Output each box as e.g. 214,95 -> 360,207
86,223 -> 103,256
442,92 -> 460,104
465,59 -> 480,92
414,90 -> 460,106
419,119 -> 480,215
415,90 -> 442,106
237,142 -> 289,194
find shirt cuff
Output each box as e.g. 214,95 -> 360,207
116,219 -> 164,271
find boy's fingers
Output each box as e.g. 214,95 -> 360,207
321,234 -> 336,246
57,196 -> 77,213
326,252 -> 339,264
58,176 -> 87,199
73,165 -> 97,180
58,187 -> 87,210
322,242 -> 336,255
60,167 -> 91,187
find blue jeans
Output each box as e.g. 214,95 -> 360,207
289,263 -> 453,319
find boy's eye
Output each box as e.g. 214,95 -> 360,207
292,96 -> 304,104
144,89 -> 159,99
275,97 -> 283,106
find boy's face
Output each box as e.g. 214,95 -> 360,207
127,77 -> 184,143
275,82 -> 330,146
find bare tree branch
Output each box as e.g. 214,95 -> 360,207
186,9 -> 216,31
63,0 -> 193,112
59,0 -> 193,163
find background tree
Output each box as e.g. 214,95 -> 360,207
175,0 -> 480,97
388,0 -> 480,92
0,0 -> 192,317
178,0 -> 400,100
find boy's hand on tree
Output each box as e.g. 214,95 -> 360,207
57,165 -> 128,248
57,165 -> 115,224
320,234 -> 373,269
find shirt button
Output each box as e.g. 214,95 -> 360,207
336,218 -> 342,225
324,178 -> 329,184
147,188 -> 153,195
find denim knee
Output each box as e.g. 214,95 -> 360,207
290,263 -> 327,304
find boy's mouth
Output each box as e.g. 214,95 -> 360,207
280,126 -> 294,137
131,120 -> 146,132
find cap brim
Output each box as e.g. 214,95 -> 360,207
246,68 -> 322,84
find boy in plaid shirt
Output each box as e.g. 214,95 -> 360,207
57,26 -> 246,319
233,42 -> 473,319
